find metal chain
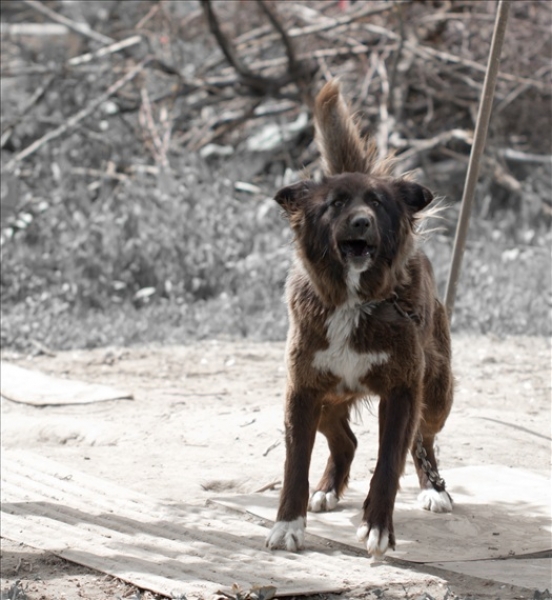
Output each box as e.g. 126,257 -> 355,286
390,293 -> 422,325
415,434 -> 446,491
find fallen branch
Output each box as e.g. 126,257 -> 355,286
0,22 -> 68,36
257,0 -> 301,85
70,167 -> 128,181
1,74 -> 55,148
139,86 -> 171,169
67,35 -> 143,67
246,2 -> 392,49
394,129 -> 473,165
254,480 -> 281,493
201,0 -> 277,94
498,148 -> 552,164
22,0 -> 114,45
200,0 -> 311,95
358,22 -> 548,91
4,58 -> 150,172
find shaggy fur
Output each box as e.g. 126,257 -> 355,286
266,80 -> 454,557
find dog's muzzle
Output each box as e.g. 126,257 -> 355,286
338,213 -> 378,264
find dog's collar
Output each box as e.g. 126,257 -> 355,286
360,293 -> 421,325
388,292 -> 422,325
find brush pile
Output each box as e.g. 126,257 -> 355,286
2,1 -> 550,193
1,0 -> 550,347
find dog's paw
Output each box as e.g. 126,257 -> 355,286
356,523 -> 391,558
308,490 -> 339,512
265,517 -> 305,551
418,488 -> 453,513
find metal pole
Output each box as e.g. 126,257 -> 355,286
444,0 -> 511,319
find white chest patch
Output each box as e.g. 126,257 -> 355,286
312,303 -> 389,392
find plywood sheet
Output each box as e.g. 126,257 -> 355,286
1,450 -> 447,598
215,466 -> 551,565
427,557 -> 552,590
1,362 -> 132,405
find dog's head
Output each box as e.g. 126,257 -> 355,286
275,173 -> 433,304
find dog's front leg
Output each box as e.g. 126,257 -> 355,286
266,387 -> 321,551
357,385 -> 420,557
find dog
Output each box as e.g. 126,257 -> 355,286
265,80 -> 454,557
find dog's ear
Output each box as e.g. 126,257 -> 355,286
274,180 -> 318,216
394,180 -> 434,214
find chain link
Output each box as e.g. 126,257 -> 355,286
415,434 -> 446,491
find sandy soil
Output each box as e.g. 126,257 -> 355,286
1,335 -> 550,600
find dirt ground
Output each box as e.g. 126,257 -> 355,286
1,335 -> 550,600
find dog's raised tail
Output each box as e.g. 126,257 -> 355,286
314,80 -> 382,177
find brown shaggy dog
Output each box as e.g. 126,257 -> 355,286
266,80 -> 454,557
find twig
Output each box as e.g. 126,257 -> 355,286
22,0 -> 114,45
375,53 -> 391,161
254,480 -> 281,493
134,3 -> 161,30
388,2 -> 406,116
235,42 -> 393,72
358,21 -> 548,91
394,129 -> 472,165
4,58 -> 150,172
257,0 -> 301,85
406,37 -> 546,91
0,22 -> 68,36
30,339 -> 57,357
262,441 -> 280,457
202,3 -> 390,75
201,0 -> 276,94
201,0 -> 310,95
495,64 -> 552,115
244,2 -> 392,45
139,86 -> 171,168
67,35 -> 143,67
498,148 -> 552,164
1,74 -> 55,147
70,167 -> 128,181
188,98 -> 263,151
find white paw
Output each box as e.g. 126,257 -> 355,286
266,517 -> 305,551
418,488 -> 453,513
308,490 -> 339,512
356,524 -> 389,557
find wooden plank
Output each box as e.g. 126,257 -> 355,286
0,450 -> 460,597
427,557 -> 552,590
2,450 -> 399,598
0,362 -> 132,405
214,466 -> 552,565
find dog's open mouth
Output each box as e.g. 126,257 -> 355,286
339,240 -> 376,260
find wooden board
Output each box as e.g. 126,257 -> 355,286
1,362 -> 132,405
1,450 -> 449,598
427,557 -> 552,590
214,466 -> 551,566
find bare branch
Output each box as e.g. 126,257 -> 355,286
1,75 -> 55,147
67,35 -> 143,67
22,0 -> 114,45
4,59 -> 150,172
200,0 -> 313,95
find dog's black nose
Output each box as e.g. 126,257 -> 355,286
350,215 -> 371,234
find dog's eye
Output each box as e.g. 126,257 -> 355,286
365,195 -> 381,208
332,195 -> 348,208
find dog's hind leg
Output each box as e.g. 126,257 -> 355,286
309,402 -> 357,513
411,428 -> 452,513
412,318 -> 454,512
